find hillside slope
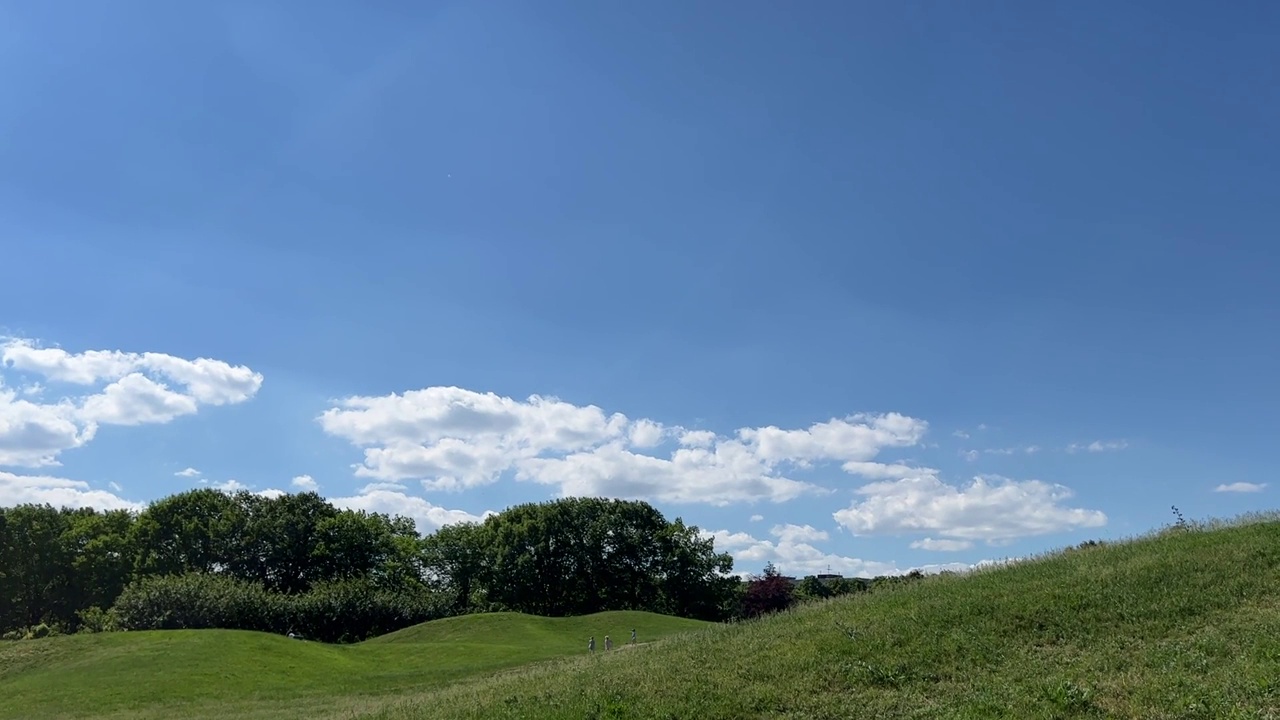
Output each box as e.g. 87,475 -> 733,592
367,516 -> 1280,720
0,610 -> 709,720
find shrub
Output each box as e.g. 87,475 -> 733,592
75,606 -> 120,634
289,578 -> 448,643
112,573 -> 288,633
111,572 -> 447,643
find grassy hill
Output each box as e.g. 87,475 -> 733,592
4,515 -> 1279,719
0,610 -> 709,720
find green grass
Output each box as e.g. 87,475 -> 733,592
0,610 -> 708,720
5,515 -> 1280,719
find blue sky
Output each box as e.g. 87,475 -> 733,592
2,1 -> 1276,577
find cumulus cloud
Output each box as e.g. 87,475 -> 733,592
1214,482 -> 1266,493
706,528 -> 902,578
952,430 -> 969,439
0,338 -> 263,468
1067,440 -> 1128,453
749,514 -> 764,522
770,523 -> 829,544
175,467 -> 202,478
319,386 -> 932,506
291,474 -> 319,491
329,488 -> 493,534
910,538 -> 974,552
0,470 -> 141,510
833,474 -> 1106,544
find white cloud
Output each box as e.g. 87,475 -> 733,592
516,440 -> 818,506
1024,445 -> 1040,454
257,488 -> 286,499
628,420 -> 666,448
1215,482 -> 1266,493
0,338 -> 263,467
291,474 -> 319,491
706,529 -> 902,578
210,479 -> 250,493
961,450 -> 979,462
770,523 -> 829,544
833,474 -> 1107,544
952,430 -> 970,439
0,470 -> 141,511
1,340 -> 262,404
79,373 -> 198,425
984,448 -> 1016,456
749,514 -> 764,522
0,387 -> 93,466
175,467 -> 202,478
319,386 -> 932,506
329,488 -> 493,534
738,413 -> 926,466
108,481 -> 122,492
678,430 -> 717,448
910,538 -> 974,552
1067,440 -> 1128,453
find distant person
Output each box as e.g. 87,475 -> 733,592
588,636 -> 595,653
630,628 -> 636,644
605,635 -> 612,651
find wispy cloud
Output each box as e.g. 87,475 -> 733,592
910,538 -> 973,552
174,467 -> 202,478
1067,440 -> 1128,454
952,430 -> 969,439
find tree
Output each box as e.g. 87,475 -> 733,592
421,522 -> 489,613
458,498 -> 737,620
130,489 -> 244,577
0,505 -> 72,629
741,562 -> 794,618
232,491 -> 338,594
794,575 -> 833,601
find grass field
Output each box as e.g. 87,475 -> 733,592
0,610 -> 709,720
4,515 -> 1280,719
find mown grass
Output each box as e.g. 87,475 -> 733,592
4,515 -> 1280,719
0,610 -> 707,720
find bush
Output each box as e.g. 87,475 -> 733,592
111,572 -> 447,643
289,578 -> 448,643
112,573 -> 288,633
75,606 -> 120,634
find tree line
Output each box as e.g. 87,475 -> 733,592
0,491 -> 740,642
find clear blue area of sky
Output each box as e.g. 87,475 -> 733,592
2,1 -> 1276,571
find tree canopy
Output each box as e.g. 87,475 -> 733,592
0,491 -> 739,641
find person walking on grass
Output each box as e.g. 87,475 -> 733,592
605,635 -> 613,651
589,636 -> 595,653
630,628 -> 636,644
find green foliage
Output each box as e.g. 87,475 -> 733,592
475,498 -> 737,620
112,572 -> 287,633
1,492 -> 744,641
74,606 -> 119,634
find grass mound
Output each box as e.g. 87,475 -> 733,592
370,515 -> 1280,719
0,610 -> 708,719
